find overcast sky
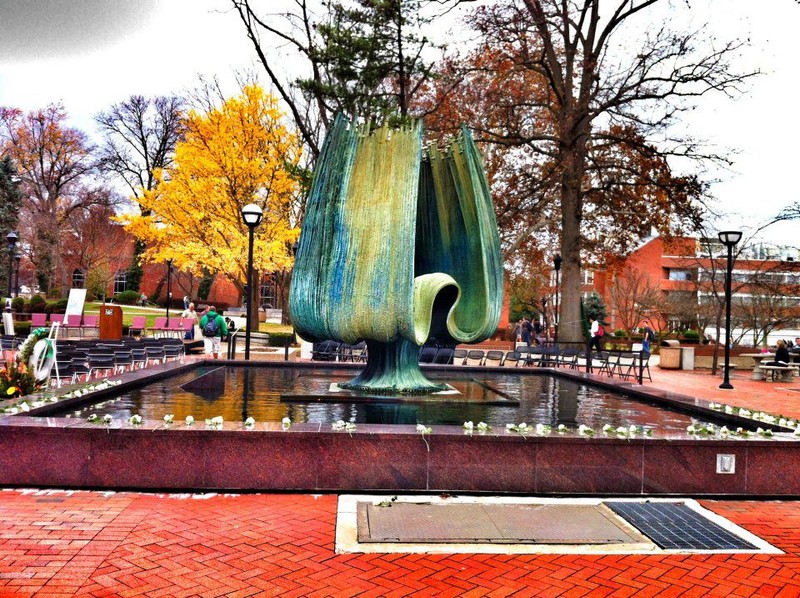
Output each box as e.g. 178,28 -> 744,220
0,0 -> 798,248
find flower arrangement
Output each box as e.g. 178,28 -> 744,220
0,358 -> 36,398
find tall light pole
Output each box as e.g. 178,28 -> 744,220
13,252 -> 21,297
165,259 -> 173,320
553,254 -> 562,344
241,203 -> 263,360
718,230 -> 742,390
6,231 -> 18,299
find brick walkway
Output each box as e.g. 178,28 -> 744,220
3,365 -> 800,596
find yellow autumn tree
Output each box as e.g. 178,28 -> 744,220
119,84 -> 302,314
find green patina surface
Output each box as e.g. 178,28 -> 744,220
290,114 -> 502,393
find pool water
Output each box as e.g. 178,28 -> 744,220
48,365 -> 713,431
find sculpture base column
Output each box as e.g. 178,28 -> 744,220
338,338 -> 448,394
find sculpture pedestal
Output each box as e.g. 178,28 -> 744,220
338,339 -> 448,394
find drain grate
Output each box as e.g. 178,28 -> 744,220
605,501 -> 757,550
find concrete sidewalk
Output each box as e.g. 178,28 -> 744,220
2,365 -> 800,596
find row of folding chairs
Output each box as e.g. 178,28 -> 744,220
48,337 -> 185,387
28,313 -> 99,337
311,341 -> 368,362
129,316 -> 195,338
575,350 -> 652,382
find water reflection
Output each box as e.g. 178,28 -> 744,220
47,366 -> 712,431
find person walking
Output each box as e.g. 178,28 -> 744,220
199,306 -> 228,359
522,318 -> 534,347
588,317 -> 604,352
181,302 -> 199,340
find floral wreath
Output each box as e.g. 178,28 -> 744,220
18,327 -> 50,366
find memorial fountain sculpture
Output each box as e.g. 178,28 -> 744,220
289,114 -> 502,393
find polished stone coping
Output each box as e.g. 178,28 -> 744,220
1,360 -> 799,495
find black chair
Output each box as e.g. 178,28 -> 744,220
87,352 -> 116,379
501,351 -> 520,367
419,346 -> 438,364
483,350 -> 504,367
311,340 -> 340,362
452,349 -> 467,365
433,347 -> 455,364
466,350 -> 485,366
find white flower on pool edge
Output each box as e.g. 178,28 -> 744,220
628,425 -> 638,434
86,414 -> 98,422
534,423 -> 550,435
281,417 -> 291,428
506,423 -> 515,430
185,416 -> 194,426
416,424 -> 431,434
129,415 -> 142,425
720,426 -> 730,435
102,414 -> 113,424
476,422 -> 490,431
602,424 -> 613,433
163,414 -> 174,424
578,424 -> 594,435
245,417 -> 256,427
463,421 -> 474,431
332,420 -> 345,430
557,424 -> 567,433
20,402 -> 30,412
211,416 -> 223,426
739,409 -> 752,417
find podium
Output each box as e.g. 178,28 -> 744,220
99,305 -> 123,340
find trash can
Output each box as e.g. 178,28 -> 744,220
680,346 -> 695,370
659,339 -> 681,369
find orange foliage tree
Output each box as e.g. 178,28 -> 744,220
118,85 -> 302,327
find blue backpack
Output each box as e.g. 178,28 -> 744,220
203,315 -> 219,337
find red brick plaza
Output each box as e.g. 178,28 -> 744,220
2,367 -> 800,596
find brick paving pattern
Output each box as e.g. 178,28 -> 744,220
3,365 -> 800,596
1,490 -> 799,596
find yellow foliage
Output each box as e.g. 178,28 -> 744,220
117,85 -> 302,288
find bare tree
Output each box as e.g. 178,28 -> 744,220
95,95 -> 185,209
608,266 -> 664,339
502,0 -> 757,344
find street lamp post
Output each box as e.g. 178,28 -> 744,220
241,203 -> 264,361
6,231 -> 18,299
718,230 -> 742,390
553,254 -> 562,344
13,252 -> 21,297
165,259 -> 173,320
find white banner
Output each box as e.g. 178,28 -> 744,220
65,288 -> 87,317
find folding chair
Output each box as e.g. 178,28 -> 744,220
501,351 -> 521,367
433,347 -> 455,364
128,316 -> 147,337
419,346 -> 438,363
30,313 -> 48,328
452,349 -> 467,365
151,317 -> 168,338
81,315 -> 99,338
466,349 -> 485,366
483,350 -> 504,367
63,314 -> 83,337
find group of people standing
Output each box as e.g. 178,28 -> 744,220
513,317 -> 544,347
180,295 -> 228,359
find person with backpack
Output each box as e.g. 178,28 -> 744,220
199,306 -> 228,359
588,317 -> 604,352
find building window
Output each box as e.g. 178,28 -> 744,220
582,270 -> 595,285
113,271 -> 127,294
72,269 -> 85,289
667,269 -> 693,281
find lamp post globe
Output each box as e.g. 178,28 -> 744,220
718,230 -> 742,390
241,203 -> 263,360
